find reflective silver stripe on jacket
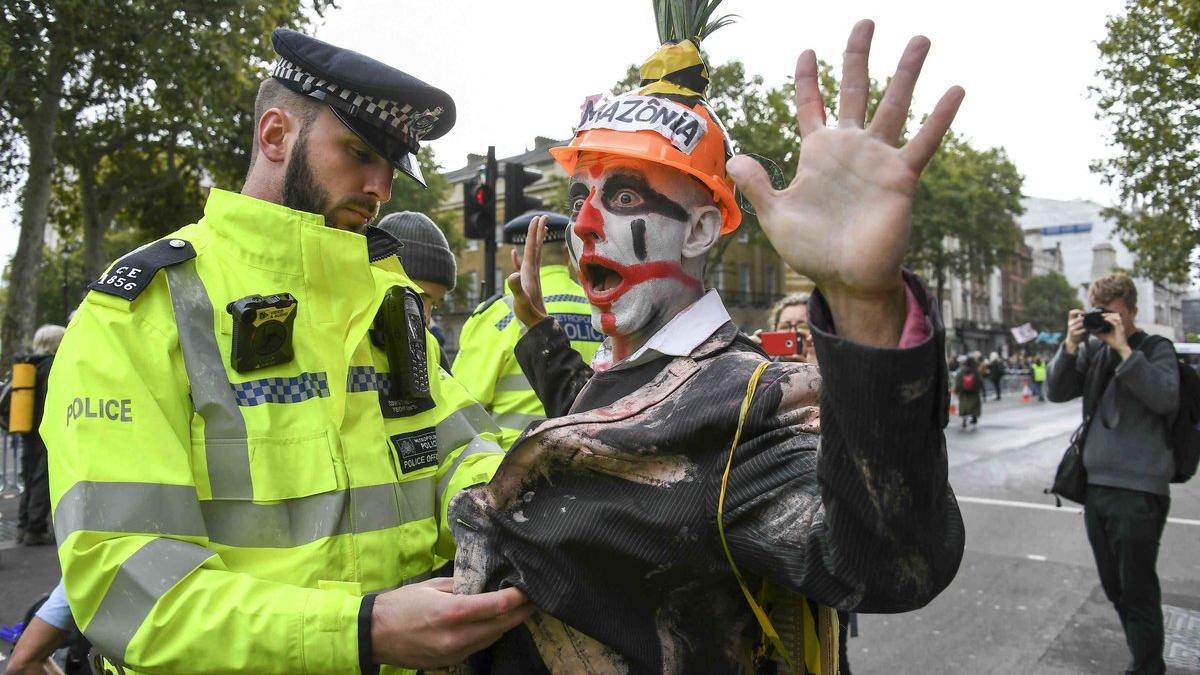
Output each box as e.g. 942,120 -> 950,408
54,480 -> 436,549
494,411 -> 543,431
494,373 -> 532,392
165,262 -> 252,500
436,436 -> 502,506
436,403 -> 500,462
85,538 -> 213,662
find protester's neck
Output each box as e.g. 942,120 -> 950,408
609,287 -> 704,362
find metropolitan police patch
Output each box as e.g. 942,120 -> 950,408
390,427 -> 438,474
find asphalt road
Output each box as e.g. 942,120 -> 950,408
852,396 -> 1200,674
2,396 -> 1197,673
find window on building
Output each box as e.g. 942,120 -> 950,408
739,263 -> 752,297
764,265 -> 776,297
712,263 -> 725,293
738,228 -> 750,243
466,270 -> 479,308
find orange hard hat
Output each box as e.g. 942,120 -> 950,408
549,40 -> 742,234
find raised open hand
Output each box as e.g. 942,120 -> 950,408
729,20 -> 964,343
507,215 -> 550,328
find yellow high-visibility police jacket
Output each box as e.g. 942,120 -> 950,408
44,189 -> 504,674
452,265 -> 601,449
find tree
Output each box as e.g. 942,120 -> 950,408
0,0 -> 333,368
906,133 -> 1025,303
1092,0 -> 1200,283
1019,272 -> 1080,333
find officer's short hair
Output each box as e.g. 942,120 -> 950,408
1088,272 -> 1137,310
248,78 -> 324,169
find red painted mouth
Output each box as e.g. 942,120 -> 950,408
578,253 -> 699,308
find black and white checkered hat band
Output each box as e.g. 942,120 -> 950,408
271,58 -> 443,145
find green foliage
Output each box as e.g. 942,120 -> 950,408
652,0 -> 737,44
378,147 -> 463,254
907,132 -> 1026,299
1092,0 -> 1200,283
1019,272 -> 1081,333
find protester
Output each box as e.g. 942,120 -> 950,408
450,13 -> 966,673
14,324 -> 62,547
954,355 -> 983,428
453,212 -> 601,450
44,29 -> 525,673
378,210 -> 458,370
1046,272 -> 1178,675
1031,356 -> 1047,401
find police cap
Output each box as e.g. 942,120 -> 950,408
270,28 -> 456,187
503,212 -> 572,245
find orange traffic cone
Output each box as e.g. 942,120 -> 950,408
1021,380 -> 1032,403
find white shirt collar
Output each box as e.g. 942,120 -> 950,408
600,290 -> 731,370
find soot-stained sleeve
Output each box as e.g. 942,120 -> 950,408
720,272 -> 964,613
514,316 -> 594,418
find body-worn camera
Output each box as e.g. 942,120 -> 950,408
371,286 -> 434,417
1082,309 -> 1113,334
227,293 -> 298,372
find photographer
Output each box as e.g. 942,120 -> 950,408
1045,272 -> 1178,675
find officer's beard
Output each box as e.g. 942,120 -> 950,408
281,128 -> 334,227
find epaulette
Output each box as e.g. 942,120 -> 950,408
87,238 -> 196,301
470,291 -> 505,317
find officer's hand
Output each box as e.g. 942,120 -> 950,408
1065,308 -> 1086,354
507,215 -> 549,328
371,577 -> 533,669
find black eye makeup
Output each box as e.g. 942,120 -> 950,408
600,172 -> 688,221
568,182 -> 590,219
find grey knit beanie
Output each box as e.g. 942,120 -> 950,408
377,211 -> 457,290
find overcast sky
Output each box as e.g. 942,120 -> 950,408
0,0 -> 1127,267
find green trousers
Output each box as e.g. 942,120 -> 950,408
1084,484 -> 1169,675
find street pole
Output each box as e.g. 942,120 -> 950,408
482,146 -> 498,299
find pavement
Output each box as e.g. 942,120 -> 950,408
1,395 -> 1197,673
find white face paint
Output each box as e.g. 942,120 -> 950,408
566,157 -> 720,360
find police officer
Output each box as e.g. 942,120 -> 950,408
44,29 -> 530,674
452,212 -> 602,449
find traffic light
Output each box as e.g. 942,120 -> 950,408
504,161 -> 544,224
463,149 -> 497,239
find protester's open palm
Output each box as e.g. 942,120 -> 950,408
729,20 -> 964,301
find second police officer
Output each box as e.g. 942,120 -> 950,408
44,29 -> 531,674
453,212 -> 603,449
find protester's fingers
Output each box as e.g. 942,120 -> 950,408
727,155 -> 777,217
900,86 -> 965,172
510,248 -> 521,273
869,35 -> 930,144
838,20 -> 874,129
507,273 -> 525,300
793,49 -> 826,136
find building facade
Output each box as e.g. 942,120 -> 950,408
1018,197 -> 1186,340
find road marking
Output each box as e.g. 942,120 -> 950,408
1026,554 -> 1048,561
958,495 -> 1200,527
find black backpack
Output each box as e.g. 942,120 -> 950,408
1140,336 -> 1200,483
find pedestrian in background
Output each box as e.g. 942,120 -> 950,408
987,351 -> 1006,401
1046,272 -> 1178,675
15,323 -> 63,546
954,355 -> 982,428
750,291 -> 817,364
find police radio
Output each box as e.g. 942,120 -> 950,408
227,293 -> 297,373
371,286 -> 433,416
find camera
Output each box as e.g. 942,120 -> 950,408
1082,309 -> 1113,334
227,293 -> 298,372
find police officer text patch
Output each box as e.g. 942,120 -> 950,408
88,238 -> 196,301
553,313 -> 605,342
390,427 -> 438,474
